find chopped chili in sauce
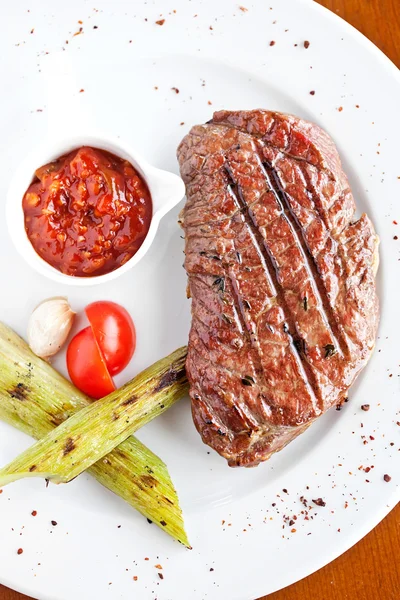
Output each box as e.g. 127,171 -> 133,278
23,147 -> 152,277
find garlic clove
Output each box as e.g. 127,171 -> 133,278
28,296 -> 75,359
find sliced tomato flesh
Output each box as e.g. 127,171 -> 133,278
66,326 -> 116,399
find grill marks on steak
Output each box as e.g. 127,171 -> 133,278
178,110 -> 379,466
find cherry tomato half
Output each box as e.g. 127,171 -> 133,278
66,326 -> 116,399
85,301 -> 136,376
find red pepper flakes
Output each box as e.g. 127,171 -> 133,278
158,573 -> 164,580
180,122 -> 185,126
269,40 -> 275,46
0,489 -> 3,494
393,220 -> 398,225
355,104 -> 360,108
31,510 -> 37,517
30,28 -> 34,34
338,106 -> 343,112
17,548 -> 23,555
155,564 -> 162,570
394,236 -> 398,240
208,100 -> 212,105
384,474 -> 392,482
79,89 -> 84,93
291,528 -> 297,533
144,557 -> 149,561
304,40 -> 310,48
239,6 -> 248,11
361,404 -> 370,411
51,520 -> 58,527
133,576 -> 138,581
156,19 -> 165,25
369,435 -> 375,441
312,498 -> 326,507
309,90 -> 315,95
171,87 -> 179,94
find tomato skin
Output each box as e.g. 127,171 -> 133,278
66,326 -> 116,399
85,301 -> 136,376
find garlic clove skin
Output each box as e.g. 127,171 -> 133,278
28,296 -> 75,359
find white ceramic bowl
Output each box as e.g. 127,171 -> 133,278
6,133 -> 185,286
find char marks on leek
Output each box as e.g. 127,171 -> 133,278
0,323 -> 190,547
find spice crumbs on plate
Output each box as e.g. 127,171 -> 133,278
17,548 -> 23,555
158,573 -> 164,580
312,498 -> 326,507
133,576 -> 138,581
210,567 -> 214,572
269,40 -> 275,46
51,520 -> 57,526
383,474 -> 392,482
239,6 -> 248,11
361,404 -> 370,411
304,40 -> 310,48
171,87 -> 179,93
156,19 -> 165,25
31,510 -> 37,517
309,90 -> 315,95
155,564 -> 162,570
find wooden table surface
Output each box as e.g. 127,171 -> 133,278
1,1 -> 399,599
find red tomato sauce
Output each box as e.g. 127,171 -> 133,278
22,147 -> 152,277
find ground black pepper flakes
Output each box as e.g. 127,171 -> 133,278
383,474 -> 392,482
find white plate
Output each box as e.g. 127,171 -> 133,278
0,1 -> 399,598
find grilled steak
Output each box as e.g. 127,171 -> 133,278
177,110 -> 379,467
